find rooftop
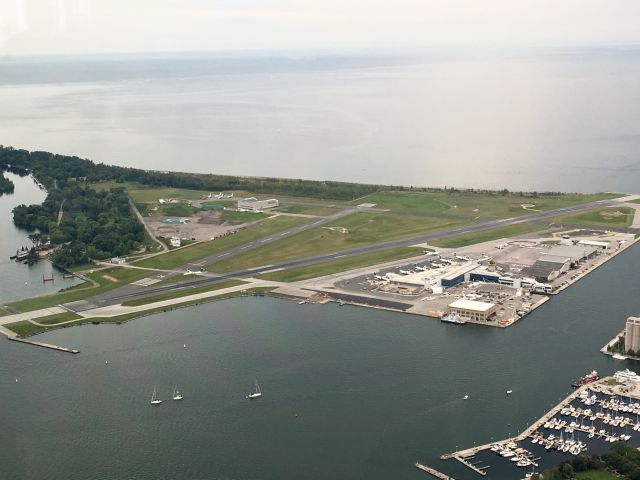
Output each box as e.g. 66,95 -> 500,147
448,299 -> 496,312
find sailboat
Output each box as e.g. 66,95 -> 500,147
463,394 -> 469,400
246,380 -> 262,399
150,387 -> 162,405
172,385 -> 183,401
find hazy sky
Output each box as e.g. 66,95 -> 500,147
1,0 -> 640,55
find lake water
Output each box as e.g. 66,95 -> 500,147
1,240 -> 639,479
1,48 -> 640,192
0,173 -> 83,303
2,48 -> 640,478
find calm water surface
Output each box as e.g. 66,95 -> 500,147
1,49 -> 640,192
0,173 -> 83,303
1,241 -> 639,479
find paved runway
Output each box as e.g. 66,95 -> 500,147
64,198 -> 634,312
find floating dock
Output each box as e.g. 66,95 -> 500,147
436,379 -> 611,477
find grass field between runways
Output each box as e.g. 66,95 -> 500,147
258,247 -> 425,282
207,212 -> 465,273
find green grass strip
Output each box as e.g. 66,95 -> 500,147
121,279 -> 246,306
258,247 -> 425,282
429,223 -> 546,248
132,216 -> 307,270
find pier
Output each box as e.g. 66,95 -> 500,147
9,337 -> 80,354
438,381 -> 601,476
415,462 -> 455,479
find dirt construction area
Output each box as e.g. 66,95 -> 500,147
143,210 -> 251,241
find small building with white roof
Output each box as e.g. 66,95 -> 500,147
447,299 -> 497,322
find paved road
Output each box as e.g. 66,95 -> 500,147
64,198 -> 630,312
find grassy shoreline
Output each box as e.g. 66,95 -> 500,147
4,287 -> 275,338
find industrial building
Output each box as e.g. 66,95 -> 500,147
447,299 -> 497,322
524,255 -> 571,283
547,245 -> 598,264
237,197 -> 279,211
626,316 -> 640,354
577,239 -> 613,250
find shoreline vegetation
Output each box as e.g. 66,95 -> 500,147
5,287 -> 274,338
0,171 -> 15,195
0,145 -> 619,270
0,144 -> 633,346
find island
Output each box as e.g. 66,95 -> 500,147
1,145 -> 639,346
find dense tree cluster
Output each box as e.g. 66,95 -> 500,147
0,172 -> 14,195
0,146 -> 379,201
533,442 -> 640,479
13,185 -> 144,268
0,144 -> 604,268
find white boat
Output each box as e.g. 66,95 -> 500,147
506,390 -> 513,395
612,353 -> 627,360
172,385 -> 183,401
247,380 -> 262,399
464,394 -> 469,400
150,387 -> 162,405
441,312 -> 467,325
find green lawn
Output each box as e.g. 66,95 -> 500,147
4,321 -> 48,337
132,216 -> 308,270
258,247 -> 425,282
429,223 -> 547,248
222,210 -> 268,222
6,267 -> 153,312
87,180 -> 145,191
208,212 -> 464,273
5,288 -> 275,337
551,207 -> 635,228
159,203 -> 200,217
274,205 -> 338,216
128,187 -> 213,204
574,470 -> 620,480
352,191 -> 620,218
34,312 -> 82,325
121,279 -> 246,306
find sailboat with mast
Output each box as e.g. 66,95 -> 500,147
172,385 -> 183,401
150,387 -> 162,405
246,380 -> 262,399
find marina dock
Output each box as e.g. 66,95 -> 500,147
415,462 -> 455,479
438,380 -> 600,476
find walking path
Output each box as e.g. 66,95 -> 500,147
129,199 -> 167,252
75,279 -> 281,319
0,306 -> 66,326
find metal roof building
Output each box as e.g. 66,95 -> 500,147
547,245 -> 598,263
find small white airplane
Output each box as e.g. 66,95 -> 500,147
455,254 -> 471,261
374,274 -> 388,281
415,266 -> 429,272
399,269 -> 413,275
183,269 -> 199,276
